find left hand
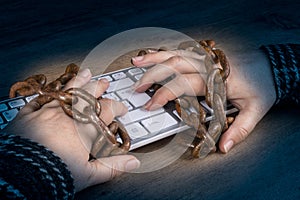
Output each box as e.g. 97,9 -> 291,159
5,69 -> 140,192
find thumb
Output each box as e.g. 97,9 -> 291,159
87,155 -> 140,186
219,108 -> 262,153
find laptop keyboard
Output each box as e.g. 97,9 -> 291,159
0,66 -> 238,150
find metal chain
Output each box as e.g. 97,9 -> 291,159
9,63 -> 131,161
139,40 -> 234,158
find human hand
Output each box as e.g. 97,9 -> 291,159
131,46 -> 276,153
4,69 -> 140,192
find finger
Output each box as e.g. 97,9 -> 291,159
18,99 -> 42,116
82,79 -> 110,98
133,55 -> 205,93
144,74 -> 205,110
99,98 -> 128,125
132,49 -> 204,67
64,68 -> 92,90
218,108 -> 262,153
87,155 -> 140,186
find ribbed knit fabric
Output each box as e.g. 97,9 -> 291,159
0,133 -> 75,199
260,44 -> 300,104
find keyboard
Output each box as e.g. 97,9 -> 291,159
0,66 -> 238,151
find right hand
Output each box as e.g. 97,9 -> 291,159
131,47 -> 276,153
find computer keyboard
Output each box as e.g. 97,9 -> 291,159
0,66 -> 238,151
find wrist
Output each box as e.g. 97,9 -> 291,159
226,48 -> 277,107
260,44 -> 300,104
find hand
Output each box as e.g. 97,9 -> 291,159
131,47 -> 276,153
5,69 -> 140,192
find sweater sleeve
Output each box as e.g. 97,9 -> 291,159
260,44 -> 300,104
0,132 -> 75,200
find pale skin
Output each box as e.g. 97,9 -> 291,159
131,47 -> 277,153
4,69 -> 140,192
3,45 -> 277,192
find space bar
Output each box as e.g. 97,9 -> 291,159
118,107 -> 164,125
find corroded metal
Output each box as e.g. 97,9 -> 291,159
139,40 -> 234,158
9,63 -> 131,161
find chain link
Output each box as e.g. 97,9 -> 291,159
139,40 -> 234,158
10,40 -> 233,160
9,63 -> 131,161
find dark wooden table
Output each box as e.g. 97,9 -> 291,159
1,0 -> 299,199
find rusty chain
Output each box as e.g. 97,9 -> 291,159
139,40 -> 234,158
9,63 -> 130,161
10,39 -> 232,160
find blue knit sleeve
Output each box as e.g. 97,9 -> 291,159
260,44 -> 300,104
0,132 -> 75,199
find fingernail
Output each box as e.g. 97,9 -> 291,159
79,68 -> 91,78
125,158 -> 140,171
143,100 -> 152,110
132,56 -> 144,62
148,49 -> 157,53
148,103 -> 161,110
131,80 -> 141,90
224,140 -> 234,153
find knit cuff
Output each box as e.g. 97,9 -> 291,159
260,44 -> 300,104
0,133 -> 75,199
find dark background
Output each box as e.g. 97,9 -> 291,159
0,0 -> 299,199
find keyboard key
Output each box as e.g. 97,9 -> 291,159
25,94 -> 39,102
106,78 -> 134,93
8,99 -> 25,108
128,93 -> 150,108
0,116 -> 3,124
112,72 -> 126,80
134,74 -> 143,81
173,110 -> 182,120
99,75 -> 113,82
0,124 -> 7,130
3,109 -> 18,122
0,103 -> 8,112
102,93 -> 120,101
200,100 -> 213,113
125,123 -> 148,139
116,88 -> 150,108
122,100 -> 133,111
142,67 -> 147,72
118,107 -> 164,125
128,68 -> 143,76
141,112 -> 178,133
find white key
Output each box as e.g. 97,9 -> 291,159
173,110 -> 182,120
125,123 -> 148,139
116,88 -> 150,107
8,99 -> 25,108
102,93 -> 120,101
0,104 -> 8,112
112,72 -> 126,80
128,68 -> 143,76
200,100 -> 213,113
142,67 -> 147,72
106,78 -> 134,93
3,109 -> 18,122
25,94 -> 39,102
118,107 -> 164,125
134,74 -> 143,81
122,100 -> 133,111
99,75 -> 113,82
141,112 -> 178,133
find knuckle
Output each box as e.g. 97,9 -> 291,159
237,126 -> 250,141
169,55 -> 182,65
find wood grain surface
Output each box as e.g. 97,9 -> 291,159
0,0 -> 299,199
